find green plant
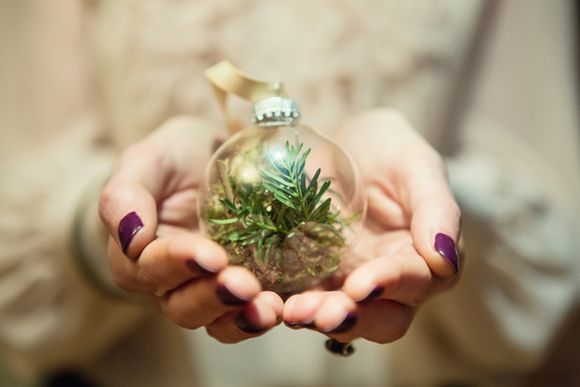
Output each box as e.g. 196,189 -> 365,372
205,141 -> 346,293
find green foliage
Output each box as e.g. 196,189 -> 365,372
208,141 -> 344,265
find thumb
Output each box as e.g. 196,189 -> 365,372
400,152 -> 462,277
98,142 -> 167,259
99,181 -> 159,259
98,116 -> 222,259
410,192 -> 462,277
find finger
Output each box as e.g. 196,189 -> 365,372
99,181 -> 159,259
157,189 -> 200,231
342,251 -> 440,307
283,291 -> 328,328
313,292 -> 414,344
339,109 -> 462,277
366,185 -> 408,230
107,238 -> 145,293
396,149 -> 462,277
206,291 -> 284,343
99,135 -> 171,259
313,291 -> 357,334
136,234 -> 229,296
160,266 -> 261,330
98,116 -> 215,259
355,300 -> 414,344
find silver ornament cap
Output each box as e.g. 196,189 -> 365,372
253,96 -> 300,126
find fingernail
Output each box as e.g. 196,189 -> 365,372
325,339 -> 355,356
216,285 -> 249,306
118,211 -> 144,254
284,320 -> 316,330
359,286 -> 384,303
434,233 -> 459,273
328,312 -> 357,334
283,321 -> 300,329
235,313 -> 266,334
185,259 -> 217,275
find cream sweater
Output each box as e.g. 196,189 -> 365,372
0,1 -> 578,386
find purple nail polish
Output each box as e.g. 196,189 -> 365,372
216,285 -> 249,306
235,313 -> 265,334
283,321 -> 301,329
325,339 -> 355,356
359,286 -> 384,303
328,313 -> 357,334
185,259 -> 217,275
118,211 -> 144,254
434,233 -> 459,273
284,321 -> 316,330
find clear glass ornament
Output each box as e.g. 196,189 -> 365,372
200,96 -> 365,294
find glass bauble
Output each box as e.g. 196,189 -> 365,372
200,111 -> 365,294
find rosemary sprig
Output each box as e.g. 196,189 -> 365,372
208,141 -> 344,265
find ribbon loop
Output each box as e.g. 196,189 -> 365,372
205,60 -> 286,133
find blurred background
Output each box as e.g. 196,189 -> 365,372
0,0 -> 578,386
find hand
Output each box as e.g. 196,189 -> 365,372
98,116 -> 283,343
283,108 -> 462,344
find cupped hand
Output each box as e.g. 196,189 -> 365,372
98,116 -> 283,343
284,108 -> 462,344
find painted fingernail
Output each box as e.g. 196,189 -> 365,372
284,321 -> 316,330
283,321 -> 300,329
325,339 -> 355,356
359,286 -> 384,303
216,285 -> 249,306
328,313 -> 357,334
434,233 -> 459,273
118,211 -> 144,254
235,313 -> 266,334
185,259 -> 217,275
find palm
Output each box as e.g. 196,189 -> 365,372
156,187 -> 201,237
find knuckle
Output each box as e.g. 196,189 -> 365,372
382,258 -> 404,292
450,201 -> 462,220
98,182 -> 140,225
98,183 -> 118,220
119,143 -> 142,165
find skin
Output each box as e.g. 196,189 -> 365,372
98,109 -> 461,344
284,109 -> 462,343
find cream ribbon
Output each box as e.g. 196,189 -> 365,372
205,60 -> 286,133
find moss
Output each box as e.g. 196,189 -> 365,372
204,142 -> 347,294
